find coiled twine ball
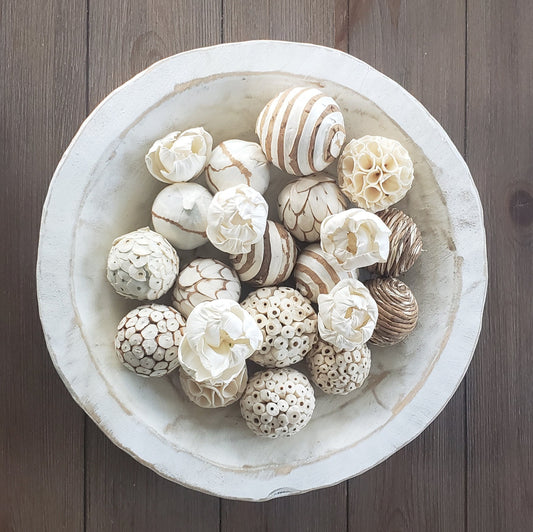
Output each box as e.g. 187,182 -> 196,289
365,277 -> 418,346
241,287 -> 318,368
367,208 -> 423,277
306,339 -> 371,395
115,304 -> 186,377
240,368 -> 315,438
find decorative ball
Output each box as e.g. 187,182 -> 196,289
151,182 -> 212,250
206,139 -> 270,194
106,227 -> 179,300
277,174 -> 348,242
240,368 -> 315,438
206,184 -> 268,254
178,364 -> 248,409
338,135 -> 414,212
294,244 -> 358,303
255,87 -> 346,176
241,286 -> 317,368
367,208 -> 423,277
317,278 -> 378,351
306,339 -> 371,395
230,221 -> 298,286
114,304 -> 186,377
320,208 -> 391,270
172,258 -> 241,318
365,277 -> 418,346
145,127 -> 212,184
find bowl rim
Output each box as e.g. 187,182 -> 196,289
37,40 -> 487,501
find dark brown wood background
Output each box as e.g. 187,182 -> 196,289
1,0 -> 532,530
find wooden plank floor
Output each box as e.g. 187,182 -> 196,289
1,1 -> 531,530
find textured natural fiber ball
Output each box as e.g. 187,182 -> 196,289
367,208 -> 423,277
277,174 -> 347,242
240,368 -> 315,438
115,304 -> 186,377
241,287 -> 318,368
107,227 -> 179,300
172,258 -> 241,318
178,364 -> 248,408
306,339 -> 371,395
365,277 -> 418,346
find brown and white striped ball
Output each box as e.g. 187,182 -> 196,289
255,87 -> 346,176
230,221 -> 298,287
294,244 -> 358,303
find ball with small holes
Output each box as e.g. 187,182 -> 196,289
240,368 -> 315,438
106,227 -> 179,300
240,286 -> 318,368
306,339 -> 371,395
114,304 -> 186,377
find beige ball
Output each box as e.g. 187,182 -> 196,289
240,368 -> 315,438
365,277 -> 418,346
277,174 -> 348,242
114,304 -> 186,377
230,221 -> 298,287
256,87 -> 345,176
306,339 -> 371,395
241,286 -> 317,368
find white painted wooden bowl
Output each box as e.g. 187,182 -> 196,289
37,41 -> 487,501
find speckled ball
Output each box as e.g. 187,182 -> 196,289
106,227 -> 179,300
241,287 -> 318,368
240,368 -> 315,438
114,304 -> 186,377
306,339 -> 371,395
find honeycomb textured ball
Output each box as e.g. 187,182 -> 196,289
365,277 -> 418,346
241,286 -> 318,367
240,368 -> 315,438
256,87 -> 345,176
114,304 -> 186,377
277,174 -> 348,242
338,135 -> 414,212
230,221 -> 298,287
178,364 -> 248,409
294,243 -> 358,303
172,258 -> 241,318
306,339 -> 371,395
367,208 -> 423,277
106,227 -> 179,300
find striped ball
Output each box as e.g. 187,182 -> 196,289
294,244 -> 358,303
230,221 -> 298,287
255,87 -> 346,176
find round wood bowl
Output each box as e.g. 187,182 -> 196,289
37,41 -> 487,501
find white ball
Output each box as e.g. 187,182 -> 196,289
152,182 -> 212,250
206,139 -> 270,194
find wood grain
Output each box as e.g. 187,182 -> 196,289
347,1 -> 467,530
466,0 -> 533,530
0,1 -> 87,530
85,1 -> 222,530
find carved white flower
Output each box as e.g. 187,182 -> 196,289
206,184 -> 268,254
145,127 -> 213,183
317,279 -> 378,350
320,208 -> 391,270
178,299 -> 262,383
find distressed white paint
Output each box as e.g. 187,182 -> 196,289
37,41 -> 487,501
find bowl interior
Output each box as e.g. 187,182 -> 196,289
71,70 -> 458,470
